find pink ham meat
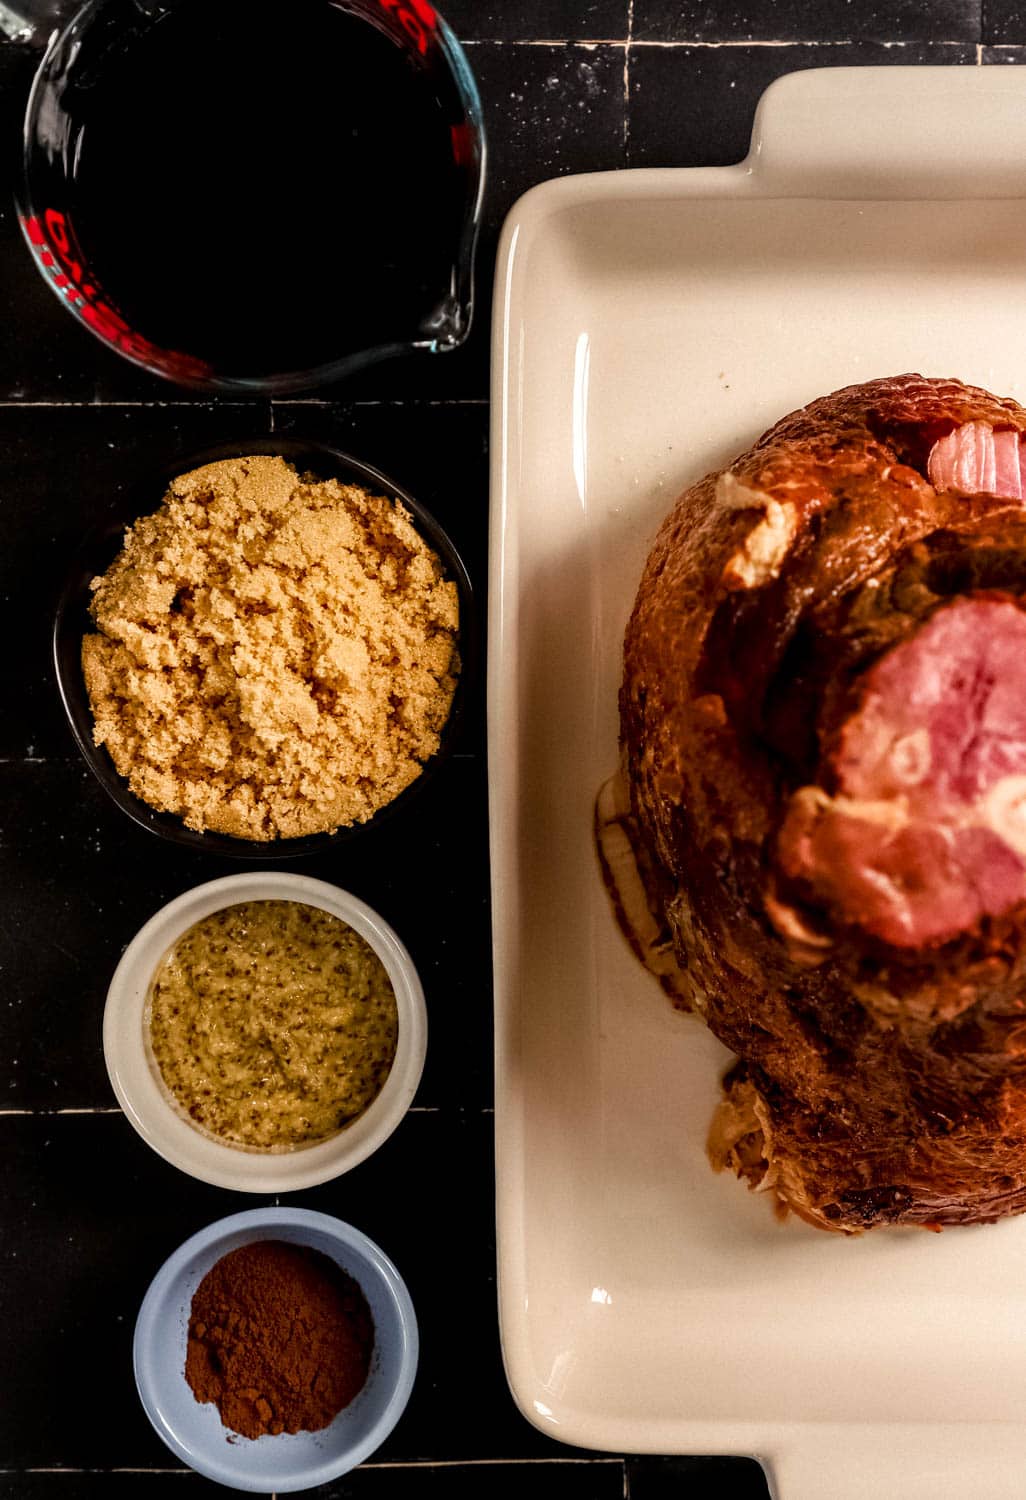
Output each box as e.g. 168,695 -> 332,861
928,421 -> 1025,498
778,598 -> 1026,946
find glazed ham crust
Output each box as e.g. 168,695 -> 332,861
619,374 -> 1026,1233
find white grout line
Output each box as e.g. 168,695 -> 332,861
457,35 -> 976,47
460,36 -> 625,46
976,42 -> 983,64
21,1468 -> 193,1475
623,0 -> 634,163
0,1108 -> 122,1116
0,397 -> 489,409
364,1457 -> 624,1468
11,1458 -> 625,1474
0,399 -> 258,407
0,1105 -> 494,1116
0,397 -> 491,414
630,36 -> 975,47
271,397 -> 490,407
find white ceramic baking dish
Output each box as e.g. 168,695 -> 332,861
490,64 -> 1026,1500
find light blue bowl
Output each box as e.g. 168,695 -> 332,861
134,1208 -> 419,1493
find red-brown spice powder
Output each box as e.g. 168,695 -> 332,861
185,1240 -> 374,1439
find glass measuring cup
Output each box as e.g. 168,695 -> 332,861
7,0 -> 485,393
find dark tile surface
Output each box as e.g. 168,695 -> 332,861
0,751 -> 491,1110
0,8 -> 1004,1500
319,1461 -> 628,1497
440,1 -> 628,40
0,1483 -> 203,1498
634,0 -> 980,42
628,41 -> 977,167
465,42 -> 626,220
0,398 -> 485,762
0,1112 -> 545,1469
626,1455 -> 772,1498
0,399 -> 491,1108
983,0 -> 1026,42
0,1115 -> 231,1470
0,1464 -> 630,1499
0,403 -> 267,762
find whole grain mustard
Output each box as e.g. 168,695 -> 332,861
147,900 -> 398,1150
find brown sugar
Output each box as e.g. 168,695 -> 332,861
185,1240 -> 374,1438
81,455 -> 460,840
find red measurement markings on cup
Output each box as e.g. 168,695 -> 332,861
377,0 -> 436,53
22,210 -> 211,381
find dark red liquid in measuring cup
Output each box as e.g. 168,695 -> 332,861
62,0 -> 467,381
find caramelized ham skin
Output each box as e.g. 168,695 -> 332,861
620,374 -> 1026,1233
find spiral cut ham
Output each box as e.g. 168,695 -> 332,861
606,374 -> 1026,1233
927,420 -> 1026,499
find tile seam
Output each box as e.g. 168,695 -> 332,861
0,399 -> 261,407
364,1457 -> 626,1468
272,397 -> 490,406
630,36 -> 975,47
9,1457 -> 624,1473
623,0 -> 634,165
460,37 -> 626,46
0,1105 -> 490,1116
0,397 -> 491,408
0,1109 -> 124,1117
18,1468 -> 193,1475
456,36 -> 975,47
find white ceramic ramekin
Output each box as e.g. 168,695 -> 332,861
103,872 -> 427,1191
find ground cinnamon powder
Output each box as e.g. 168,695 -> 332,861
185,1240 -> 374,1439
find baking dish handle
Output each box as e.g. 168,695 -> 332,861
765,1426 -> 1026,1499
747,64 -> 1026,197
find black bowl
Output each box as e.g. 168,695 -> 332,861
53,438 -> 476,858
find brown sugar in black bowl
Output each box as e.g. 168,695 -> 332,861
53,438 -> 475,858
